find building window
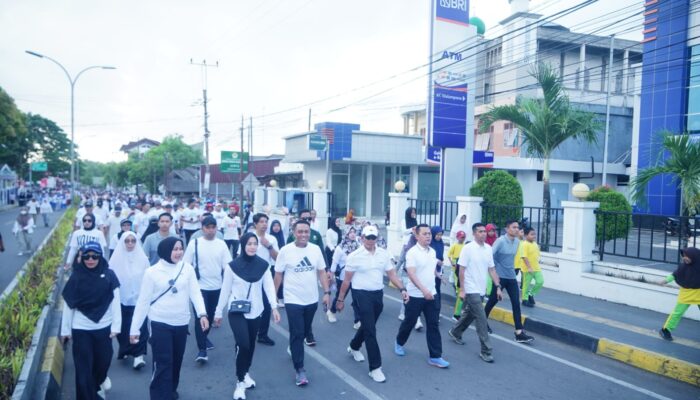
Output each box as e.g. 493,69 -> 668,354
687,45 -> 700,133
615,71 -> 623,93
475,129 -> 492,151
503,123 -> 518,147
484,83 -> 491,103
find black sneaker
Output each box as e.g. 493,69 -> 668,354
448,328 -> 464,345
206,338 -> 215,350
258,336 -> 276,346
195,350 -> 208,363
522,299 -> 534,308
528,295 -> 535,305
479,352 -> 494,363
304,336 -> 316,347
515,332 -> 534,343
659,328 -> 673,341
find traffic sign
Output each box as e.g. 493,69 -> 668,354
308,134 -> 327,151
31,162 -> 47,172
220,151 -> 249,173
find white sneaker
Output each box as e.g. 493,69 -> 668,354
101,377 -> 111,391
17,252 -> 23,256
347,346 -> 365,362
233,381 -> 246,400
277,299 -> 285,308
133,355 -> 146,370
97,389 -> 107,399
398,313 -> 405,321
287,346 -> 291,357
353,321 -> 361,330
415,319 -> 423,331
243,373 -> 256,389
369,367 -> 386,383
327,310 -> 337,323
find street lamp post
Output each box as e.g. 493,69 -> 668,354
25,50 -> 115,198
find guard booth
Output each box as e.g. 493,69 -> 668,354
0,164 -> 17,206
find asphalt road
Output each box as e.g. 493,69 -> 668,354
0,206 -> 66,293
61,290 -> 697,400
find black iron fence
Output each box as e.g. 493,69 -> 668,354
409,199 -> 459,231
481,204 -> 564,250
595,210 -> 699,263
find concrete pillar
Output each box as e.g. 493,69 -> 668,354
387,192 -> 410,257
456,196 -> 483,241
253,187 -> 265,214
313,190 -> 329,233
561,201 -> 599,264
266,188 -> 279,211
622,49 -> 629,94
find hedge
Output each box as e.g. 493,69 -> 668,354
587,186 -> 632,242
470,170 -> 524,228
0,207 -> 75,398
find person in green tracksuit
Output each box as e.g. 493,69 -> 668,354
286,209 -> 327,263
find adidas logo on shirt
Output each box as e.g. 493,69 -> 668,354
293,257 -> 315,273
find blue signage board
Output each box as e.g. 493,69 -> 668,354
436,0 -> 470,26
426,146 -> 442,165
473,150 -> 494,167
431,83 -> 468,148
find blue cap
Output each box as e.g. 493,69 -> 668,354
80,242 -> 103,255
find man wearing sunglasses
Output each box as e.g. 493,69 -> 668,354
65,214 -> 108,270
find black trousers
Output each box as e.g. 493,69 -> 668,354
285,302 -> 317,370
396,296 -> 442,358
331,279 -> 360,322
72,327 -> 113,400
149,321 -> 188,400
225,239 -> 240,258
349,289 -> 384,370
257,267 -> 274,339
228,313 -> 262,381
183,229 -> 197,246
193,289 -> 219,351
484,278 -> 523,330
117,304 -> 148,358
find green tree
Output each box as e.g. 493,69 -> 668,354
631,132 -> 700,219
25,113 -> 72,178
0,87 -> 28,173
587,186 -> 632,241
479,63 -> 600,249
470,170 -> 523,229
127,135 -> 202,192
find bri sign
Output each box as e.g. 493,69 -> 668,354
436,0 -> 469,26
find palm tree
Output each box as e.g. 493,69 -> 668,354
479,62 -> 600,249
631,133 -> 700,244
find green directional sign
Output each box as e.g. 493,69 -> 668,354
221,151 -> 249,173
31,162 -> 47,172
308,134 -> 327,151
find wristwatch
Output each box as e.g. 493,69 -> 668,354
324,291 -> 331,295
495,285 -> 502,290
266,244 -> 273,250
399,288 -> 407,293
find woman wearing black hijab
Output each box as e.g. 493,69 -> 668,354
269,220 -> 286,249
61,242 -> 121,400
129,237 -> 208,400
404,207 -> 417,230
140,215 -> 159,243
660,247 -> 700,341
214,233 -> 280,400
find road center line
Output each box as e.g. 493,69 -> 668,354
269,322 -> 387,400
382,294 -> 673,400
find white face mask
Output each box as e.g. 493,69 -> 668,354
20,211 -> 27,215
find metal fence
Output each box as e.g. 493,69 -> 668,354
595,210 -> 699,263
481,204 -> 564,250
409,199 -> 459,231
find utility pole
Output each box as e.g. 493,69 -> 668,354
240,115 -> 245,204
190,59 -> 218,193
602,35 -> 614,186
308,108 -> 312,131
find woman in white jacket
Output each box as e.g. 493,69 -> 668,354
129,237 -> 208,400
61,242 -> 121,400
214,233 -> 280,400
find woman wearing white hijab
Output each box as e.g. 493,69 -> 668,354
110,231 -> 151,370
450,213 -> 470,243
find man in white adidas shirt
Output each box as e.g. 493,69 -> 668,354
274,220 -> 330,387
336,225 -> 409,383
183,216 -> 232,364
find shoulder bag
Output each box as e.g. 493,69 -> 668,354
229,282 -> 253,314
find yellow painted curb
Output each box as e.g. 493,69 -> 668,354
41,336 -> 64,386
597,338 -> 700,387
488,306 -> 526,327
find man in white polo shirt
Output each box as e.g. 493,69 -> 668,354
448,222 -> 500,363
394,224 -> 449,369
336,225 -> 408,383
274,220 -> 330,387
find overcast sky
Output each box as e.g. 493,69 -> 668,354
1,0 -> 641,163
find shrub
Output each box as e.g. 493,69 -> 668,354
0,207 -> 75,398
587,186 -> 632,242
470,170 -> 523,228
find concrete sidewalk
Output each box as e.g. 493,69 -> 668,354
438,281 -> 700,386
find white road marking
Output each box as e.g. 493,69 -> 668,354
382,294 -> 673,400
269,323 -> 387,400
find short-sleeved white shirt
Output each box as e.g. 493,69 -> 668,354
254,232 -> 279,264
274,243 -> 325,306
345,246 -> 393,291
457,241 -> 495,296
181,207 -> 203,230
405,244 -> 437,298
223,215 -> 242,240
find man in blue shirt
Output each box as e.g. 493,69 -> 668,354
484,220 -> 534,343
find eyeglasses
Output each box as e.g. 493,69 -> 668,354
83,219 -> 93,223
365,235 -> 378,240
124,239 -> 136,244
82,254 -> 100,261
